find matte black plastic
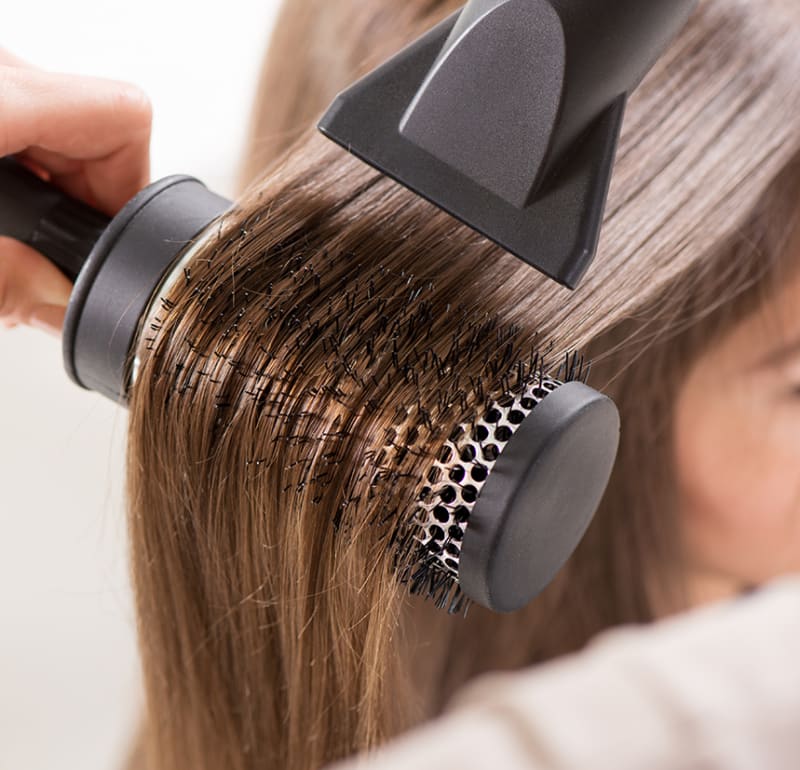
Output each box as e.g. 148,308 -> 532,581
62,176 -> 231,403
0,156 -> 110,282
0,153 -> 232,403
318,0 -> 697,289
458,380 -> 621,612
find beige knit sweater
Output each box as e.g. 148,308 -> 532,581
332,577 -> 800,770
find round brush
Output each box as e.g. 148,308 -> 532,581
399,358 -> 619,614
3,0 -> 693,611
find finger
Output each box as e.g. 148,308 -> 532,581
0,66 -> 152,214
15,147 -> 80,177
17,146 -> 116,210
0,237 -> 72,327
18,144 -> 151,213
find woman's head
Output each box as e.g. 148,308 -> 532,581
126,1 -> 800,768
673,242 -> 800,605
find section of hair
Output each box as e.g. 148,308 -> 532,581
126,1 -> 800,769
237,0 -> 465,189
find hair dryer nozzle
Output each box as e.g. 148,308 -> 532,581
318,0 -> 698,289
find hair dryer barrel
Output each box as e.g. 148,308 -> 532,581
548,0 -> 698,173
399,0 -> 699,208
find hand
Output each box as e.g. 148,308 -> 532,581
0,47 -> 152,337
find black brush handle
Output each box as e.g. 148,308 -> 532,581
0,155 -> 110,283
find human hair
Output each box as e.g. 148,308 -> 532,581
124,1 -> 800,769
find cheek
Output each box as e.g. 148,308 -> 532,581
673,380 -> 800,582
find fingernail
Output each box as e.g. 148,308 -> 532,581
29,304 -> 65,338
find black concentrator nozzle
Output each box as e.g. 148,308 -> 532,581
318,0 -> 698,289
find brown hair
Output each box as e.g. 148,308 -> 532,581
125,1 -> 800,769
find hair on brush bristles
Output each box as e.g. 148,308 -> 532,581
143,209 -> 588,603
143,207 -> 594,622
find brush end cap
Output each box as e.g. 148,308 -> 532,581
458,380 -> 620,613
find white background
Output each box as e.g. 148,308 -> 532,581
1,2 -> 282,767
